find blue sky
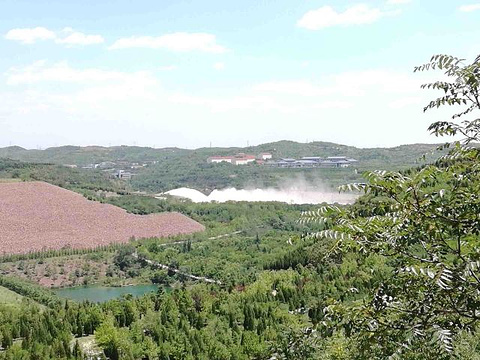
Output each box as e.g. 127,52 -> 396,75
1,0 -> 479,149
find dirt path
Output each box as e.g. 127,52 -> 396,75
132,253 -> 222,285
133,230 -> 247,285
158,230 -> 243,247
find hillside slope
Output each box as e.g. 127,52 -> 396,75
0,181 -> 204,255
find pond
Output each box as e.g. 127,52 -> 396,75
53,284 -> 165,303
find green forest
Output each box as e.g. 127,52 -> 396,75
0,54 -> 479,360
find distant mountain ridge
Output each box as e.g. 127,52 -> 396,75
0,140 -> 441,168
0,140 -> 446,193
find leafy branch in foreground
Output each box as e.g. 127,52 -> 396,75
415,54 -> 480,144
301,54 -> 480,358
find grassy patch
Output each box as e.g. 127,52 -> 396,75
0,178 -> 21,183
0,285 -> 25,307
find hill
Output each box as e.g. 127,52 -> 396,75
0,141 -> 439,167
0,145 -> 188,165
0,141 -> 443,193
0,181 -> 204,255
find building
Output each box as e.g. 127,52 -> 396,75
208,156 -> 233,164
258,152 -> 273,160
131,163 -> 145,169
271,158 -> 296,168
325,157 -> 358,168
115,170 -> 134,180
266,156 -> 358,168
208,153 -> 256,165
232,157 -> 255,165
296,159 -> 318,167
232,153 -> 256,165
96,161 -> 116,169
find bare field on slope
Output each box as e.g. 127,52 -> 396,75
0,182 -> 204,255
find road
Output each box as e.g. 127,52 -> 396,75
132,252 -> 222,285
132,230 -> 247,285
157,230 -> 243,247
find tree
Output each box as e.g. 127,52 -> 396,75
113,245 -> 137,271
72,340 -> 82,359
95,317 -> 128,360
272,327 -> 319,360
415,54 -> 480,145
301,54 -> 480,358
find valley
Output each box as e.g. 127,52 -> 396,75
1,140 -> 479,359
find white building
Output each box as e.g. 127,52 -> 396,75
208,153 -> 257,165
208,156 -> 233,164
258,152 -> 273,160
116,170 -> 133,180
233,157 -> 256,165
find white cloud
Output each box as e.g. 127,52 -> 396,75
1,62 -> 440,149
387,0 -> 411,4
109,32 -> 227,53
55,31 -> 104,46
5,27 -> 104,46
312,101 -> 353,109
332,69 -> 421,95
167,93 -> 299,113
389,96 -> 422,109
2,61 -> 160,128
297,4 -> 397,30
253,70 -> 422,98
213,62 -> 225,70
253,80 -> 329,97
5,61 -> 156,89
5,27 -> 56,44
459,3 -> 480,12
168,69 -> 421,113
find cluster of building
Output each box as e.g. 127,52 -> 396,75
207,153 -> 358,168
266,156 -> 358,168
207,153 -> 273,165
64,160 -> 159,180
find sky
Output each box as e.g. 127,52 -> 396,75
1,0 -> 479,149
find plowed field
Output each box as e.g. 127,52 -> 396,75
0,182 -> 205,255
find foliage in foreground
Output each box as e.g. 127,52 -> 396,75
301,53 -> 480,358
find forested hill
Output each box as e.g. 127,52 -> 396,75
0,140 -> 440,169
0,141 -> 445,193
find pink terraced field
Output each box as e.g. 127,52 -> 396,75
0,181 -> 204,255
